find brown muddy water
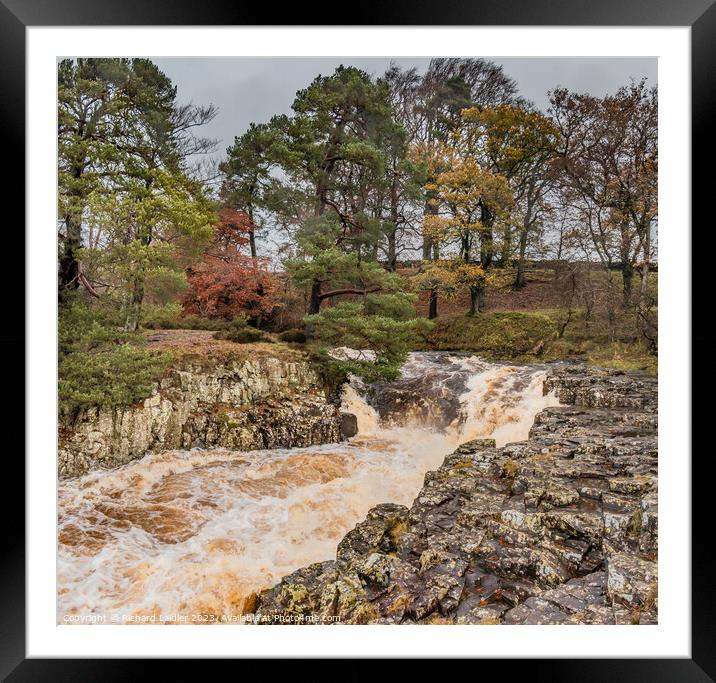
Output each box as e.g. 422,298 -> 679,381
57,353 -> 559,624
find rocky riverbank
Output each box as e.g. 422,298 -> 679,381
59,343 -> 353,479
254,364 -> 658,625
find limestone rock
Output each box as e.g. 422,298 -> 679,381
58,354 -> 344,478
255,364 -> 658,625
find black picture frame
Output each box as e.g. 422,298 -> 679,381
3,0 -> 710,677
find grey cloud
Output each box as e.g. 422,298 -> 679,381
151,56 -> 657,161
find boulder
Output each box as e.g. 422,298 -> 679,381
339,412 -> 359,438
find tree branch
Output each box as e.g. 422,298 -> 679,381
317,286 -> 381,301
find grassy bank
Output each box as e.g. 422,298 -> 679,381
58,303 -> 304,420
419,309 -> 656,375
424,312 -> 557,359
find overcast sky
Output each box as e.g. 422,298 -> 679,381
152,56 -> 657,162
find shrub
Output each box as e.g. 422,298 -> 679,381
428,312 -> 558,358
58,297 -> 130,355
364,292 -> 419,321
59,298 -> 174,418
213,318 -> 272,344
141,305 -> 233,331
140,302 -> 183,329
59,345 -> 172,418
181,210 -> 282,323
305,302 -> 433,382
218,327 -> 268,344
278,328 -> 307,344
305,347 -> 350,396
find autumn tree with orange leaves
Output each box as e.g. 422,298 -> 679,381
182,208 -> 281,323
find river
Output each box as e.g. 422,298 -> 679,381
57,352 -> 559,624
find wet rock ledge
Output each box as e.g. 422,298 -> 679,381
254,365 -> 658,625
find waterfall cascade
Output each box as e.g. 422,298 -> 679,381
57,353 -> 559,623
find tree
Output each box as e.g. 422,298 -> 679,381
57,58 -> 157,293
367,96 -> 423,271
421,151 -> 513,314
379,67 -> 430,272
461,105 -> 560,288
412,257 -> 485,313
306,297 -> 432,382
271,66 -> 398,313
285,215 -> 402,316
276,66 -> 393,218
392,59 -> 522,318
220,122 -> 283,263
59,58 -> 218,329
550,81 -> 658,307
182,258 -> 280,322
82,168 -> 215,330
182,208 -> 280,322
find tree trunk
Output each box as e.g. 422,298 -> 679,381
618,217 -> 634,306
248,227 -> 258,262
422,189 -> 437,260
58,153 -> 88,295
423,193 -> 440,319
499,224 -> 512,267
605,269 -> 617,342
477,202 -> 494,311
514,185 -> 535,289
469,286 -> 480,315
621,261 -> 634,306
387,230 -> 397,271
638,223 -> 656,348
124,217 -> 152,331
428,289 -> 438,319
422,236 -> 433,261
477,284 -> 486,312
480,203 -> 494,271
514,227 -> 529,289
639,231 -> 650,302
246,218 -> 264,299
59,212 -> 82,293
59,163 -> 86,294
639,237 -> 651,303
308,280 -> 322,315
387,168 -> 399,271
371,242 -> 380,262
124,275 -> 145,332
307,165 -> 334,316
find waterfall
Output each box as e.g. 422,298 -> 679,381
345,353 -> 559,447
57,352 -> 558,624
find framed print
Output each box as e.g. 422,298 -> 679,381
4,0 -> 711,676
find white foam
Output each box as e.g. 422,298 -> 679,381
57,353 -> 558,622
